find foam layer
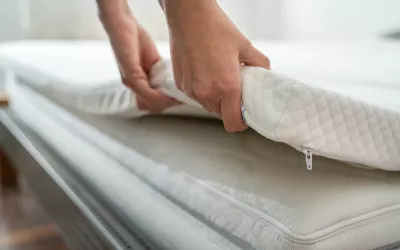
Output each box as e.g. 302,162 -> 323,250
1,40 -> 400,170
6,72 -> 400,250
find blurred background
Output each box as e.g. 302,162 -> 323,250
1,0 -> 400,42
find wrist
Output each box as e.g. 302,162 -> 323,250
97,0 -> 135,25
161,0 -> 217,29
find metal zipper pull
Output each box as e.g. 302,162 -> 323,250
240,103 -> 246,123
302,147 -> 313,170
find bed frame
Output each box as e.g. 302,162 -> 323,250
0,107 -> 156,250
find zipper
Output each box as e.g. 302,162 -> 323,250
241,103 -> 314,171
240,103 -> 246,122
302,147 -> 313,170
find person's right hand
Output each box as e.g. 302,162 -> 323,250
98,0 -> 179,113
163,0 -> 271,132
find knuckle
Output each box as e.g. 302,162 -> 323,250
240,39 -> 253,54
192,79 -> 215,99
186,89 -> 197,100
190,75 -> 241,102
121,77 -> 130,87
218,75 -> 240,93
221,83 -> 240,96
175,80 -> 184,91
122,66 -> 147,90
193,89 -> 210,101
129,67 -> 147,82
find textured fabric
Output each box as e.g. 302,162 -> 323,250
1,40 -> 400,171
5,82 -> 238,250
6,75 -> 400,250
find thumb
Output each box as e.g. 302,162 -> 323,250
239,45 -> 271,70
122,66 -> 179,111
122,65 -> 155,99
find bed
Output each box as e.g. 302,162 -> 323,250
1,40 -> 400,250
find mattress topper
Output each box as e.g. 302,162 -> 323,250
6,71 -> 400,250
3,40 -> 400,249
1,40 -> 400,171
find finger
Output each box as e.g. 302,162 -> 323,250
170,40 -> 184,91
220,88 -> 248,132
137,93 -> 178,112
197,99 -> 219,115
205,101 -> 222,117
124,66 -> 161,100
138,26 -> 161,73
124,68 -> 180,111
240,45 -> 271,69
189,84 -> 222,116
136,96 -> 149,111
147,91 -> 180,111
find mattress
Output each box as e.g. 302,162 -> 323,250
1,41 -> 400,171
2,41 -> 400,249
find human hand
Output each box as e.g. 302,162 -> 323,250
164,0 -> 270,131
99,1 -> 179,113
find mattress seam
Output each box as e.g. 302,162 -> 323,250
26,80 -> 400,243
198,176 -> 400,242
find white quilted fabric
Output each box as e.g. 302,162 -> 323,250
1,40 -> 400,171
7,77 -> 400,250
241,67 -> 400,170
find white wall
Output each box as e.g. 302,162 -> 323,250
0,0 -> 284,41
218,0 -> 284,40
1,0 -> 399,42
127,0 -> 284,40
0,0 -> 25,41
282,0 -> 400,40
28,0 -> 106,39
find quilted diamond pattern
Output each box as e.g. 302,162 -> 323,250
2,41 -> 399,171
240,66 -> 400,170
262,76 -> 400,170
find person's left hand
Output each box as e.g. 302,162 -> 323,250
98,0 -> 180,113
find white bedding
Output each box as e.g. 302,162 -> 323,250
5,68 -> 400,250
2,40 -> 400,249
1,40 -> 400,171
